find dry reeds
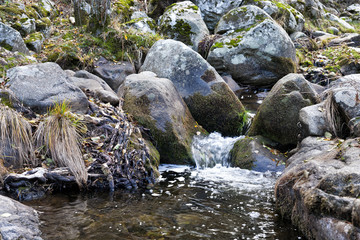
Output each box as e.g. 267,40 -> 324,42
0,105 -> 36,168
323,91 -> 348,138
34,102 -> 88,187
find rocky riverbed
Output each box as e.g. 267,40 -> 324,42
0,0 -> 359,239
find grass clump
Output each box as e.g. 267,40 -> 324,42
0,104 -> 36,168
34,101 -> 87,187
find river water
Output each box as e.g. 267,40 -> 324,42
26,131 -> 304,239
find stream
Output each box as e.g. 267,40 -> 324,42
25,90 -> 304,239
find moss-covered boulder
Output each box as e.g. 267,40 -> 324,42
158,1 -> 209,51
35,17 -> 51,38
140,39 -> 247,136
125,11 -> 156,34
248,74 -> 319,147
207,6 -> 296,87
230,136 -> 285,172
191,0 -> 243,32
25,32 -> 44,53
0,22 -> 29,55
120,71 -> 200,165
244,0 -> 305,34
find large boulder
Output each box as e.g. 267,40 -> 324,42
249,74 -> 319,147
158,1 -> 209,51
191,0 -> 243,31
0,23 -> 29,55
0,195 -> 42,240
244,0 -> 305,34
140,39 -> 247,136
93,57 -> 136,92
120,71 -> 199,165
275,136 -> 360,240
207,6 -> 297,87
6,62 -> 89,114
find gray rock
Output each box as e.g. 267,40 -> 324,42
327,26 -> 339,35
25,32 -> 45,53
249,74 -> 319,146
191,0 -> 243,31
0,23 -> 29,55
93,57 -> 135,92
208,7 -> 297,87
329,33 -> 360,47
0,195 -> 42,240
6,62 -> 89,114
120,71 -> 199,164
38,0 -> 57,17
299,102 -> 328,137
140,39 -> 246,136
222,75 -> 241,92
18,16 -> 36,36
128,11 -> 156,34
275,136 -> 360,240
35,17 -> 52,38
71,70 -> 119,106
230,136 -> 285,172
312,30 -> 328,38
325,13 -> 355,31
290,31 -> 307,41
159,1 -> 209,51
347,3 -> 360,14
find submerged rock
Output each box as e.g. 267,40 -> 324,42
249,74 -> 319,147
6,62 -> 89,114
120,71 -> 199,165
207,6 -> 297,87
140,39 -> 246,136
0,195 -> 42,240
158,1 -> 209,51
275,137 -> 360,240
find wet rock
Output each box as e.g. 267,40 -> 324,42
275,136 -> 360,240
158,1 -> 209,51
120,71 -> 199,165
140,39 -> 246,136
0,23 -> 29,55
207,6 -> 296,87
299,102 -> 328,137
70,70 -> 119,106
191,0 -> 243,31
6,62 -> 89,114
248,74 -> 319,147
230,136 -> 285,172
93,57 -> 135,92
0,195 -> 42,240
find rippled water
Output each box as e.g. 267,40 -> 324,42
26,131 -> 302,239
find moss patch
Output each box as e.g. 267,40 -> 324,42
185,82 -> 246,136
229,137 -> 254,169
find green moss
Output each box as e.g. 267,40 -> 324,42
113,0 -> 134,22
161,19 -> 194,46
24,32 -> 44,43
0,41 -> 13,51
122,93 -> 196,165
229,137 -> 254,169
186,82 -> 246,136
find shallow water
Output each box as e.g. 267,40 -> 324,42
25,113 -> 303,239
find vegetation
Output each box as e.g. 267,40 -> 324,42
34,101 -> 87,187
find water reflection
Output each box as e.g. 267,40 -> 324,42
26,165 -> 303,240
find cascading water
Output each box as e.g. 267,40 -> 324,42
191,132 -> 244,169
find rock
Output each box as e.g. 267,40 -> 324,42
73,0 -> 91,26
17,16 -> 36,36
69,16 -> 76,25
70,70 -> 119,106
140,39 -> 246,136
25,32 -> 44,53
248,74 -> 319,147
275,136 -> 360,240
0,195 -> 42,240
120,71 -> 199,165
325,13 -> 355,31
299,102 -> 328,137
282,0 -> 325,19
230,136 -> 285,172
244,0 -> 305,34
191,0 -> 243,31
347,3 -> 360,14
312,30 -> 328,38
35,17 -> 52,38
207,6 -> 297,87
158,1 -> 209,51
37,0 -> 58,18
222,75 -> 241,92
6,62 -> 89,114
0,23 -> 29,55
329,33 -> 360,47
327,26 -> 339,35
127,11 -> 156,34
93,57 -> 136,92
290,31 -> 307,41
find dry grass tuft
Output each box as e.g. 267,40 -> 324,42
0,105 -> 36,168
34,101 -> 88,187
323,91 -> 347,137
